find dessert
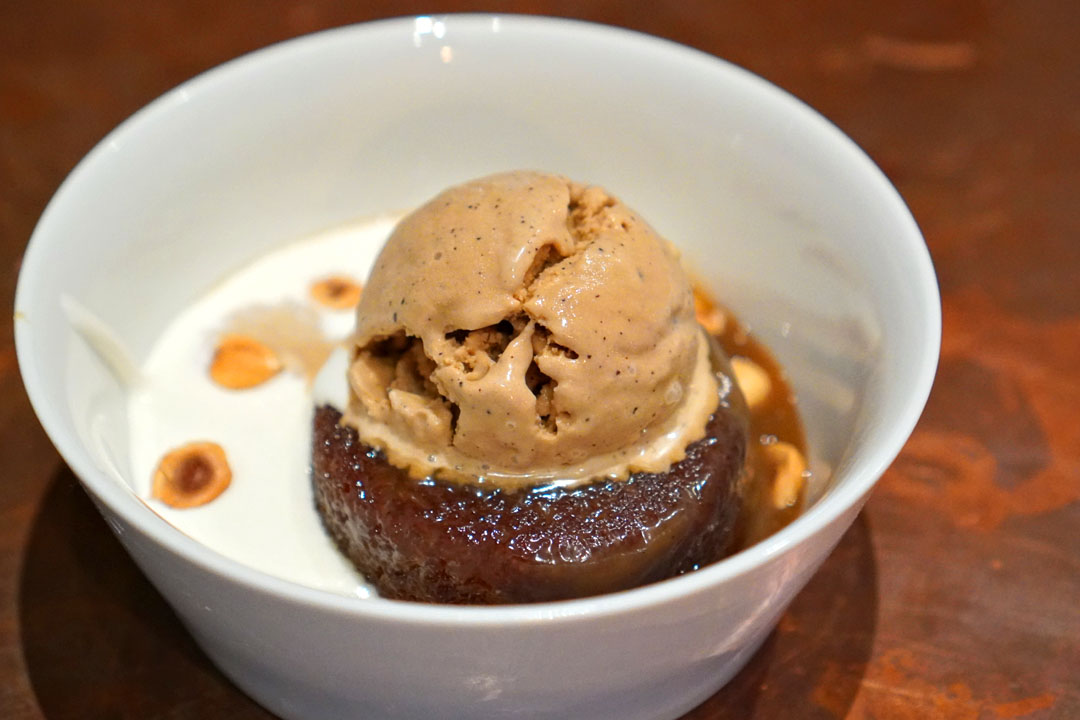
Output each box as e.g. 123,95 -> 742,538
127,179 -> 809,601
312,172 -> 753,603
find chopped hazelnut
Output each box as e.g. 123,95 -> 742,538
761,440 -> 807,509
210,333 -> 282,389
310,275 -> 363,309
152,441 -> 232,508
693,287 -> 727,336
731,356 -> 771,409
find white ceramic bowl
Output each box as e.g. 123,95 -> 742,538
15,15 -> 939,720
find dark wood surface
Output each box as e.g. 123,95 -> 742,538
2,2 -> 1078,718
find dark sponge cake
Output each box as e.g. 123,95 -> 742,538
312,404 -> 747,604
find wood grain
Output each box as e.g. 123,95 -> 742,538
2,1 -> 1077,718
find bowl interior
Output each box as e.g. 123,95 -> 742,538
16,16 -> 938,602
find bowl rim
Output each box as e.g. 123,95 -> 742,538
14,13 -> 940,627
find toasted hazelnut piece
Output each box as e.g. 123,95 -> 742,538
311,275 -> 363,310
693,287 -> 727,336
210,334 -> 282,389
731,356 -> 771,409
762,440 -> 807,509
152,441 -> 232,508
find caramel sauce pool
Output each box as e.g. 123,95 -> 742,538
694,288 -> 808,548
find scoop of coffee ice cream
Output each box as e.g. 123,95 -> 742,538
346,171 -> 719,486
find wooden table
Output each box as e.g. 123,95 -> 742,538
2,2 -> 1077,718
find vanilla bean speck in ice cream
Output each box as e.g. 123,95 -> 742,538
344,171 -> 721,487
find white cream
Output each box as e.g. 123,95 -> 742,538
127,216 -> 398,597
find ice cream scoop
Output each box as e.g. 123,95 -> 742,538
346,171 -> 720,486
